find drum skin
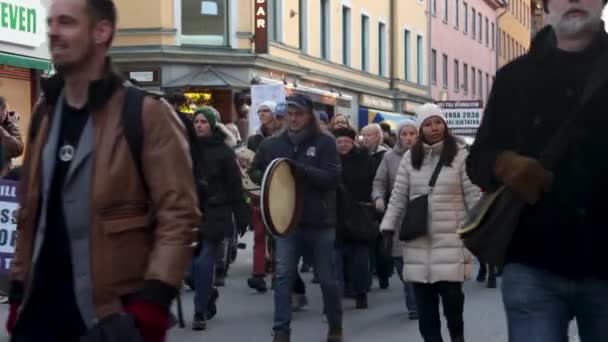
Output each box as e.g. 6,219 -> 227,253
260,158 -> 303,237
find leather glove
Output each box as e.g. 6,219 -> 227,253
380,231 -> 394,260
495,151 -> 554,205
6,302 -> 19,334
124,300 -> 169,342
375,198 -> 386,213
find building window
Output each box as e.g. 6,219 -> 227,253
432,0 -> 437,16
320,0 -> 330,60
361,14 -> 370,72
342,6 -> 351,66
442,0 -> 449,22
478,69 -> 483,99
404,30 -> 411,81
485,17 -> 489,46
268,0 -> 283,42
501,31 -> 506,57
417,34 -> 424,85
454,59 -> 460,92
454,0 -> 459,29
431,49 -> 437,84
472,67 -> 476,96
478,13 -> 482,42
463,63 -> 468,93
299,0 -> 308,52
442,53 -> 448,89
463,2 -> 468,33
471,8 -> 476,40
181,0 -> 228,45
491,22 -> 495,50
379,22 -> 387,77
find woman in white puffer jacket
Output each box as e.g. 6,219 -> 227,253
380,103 -> 480,342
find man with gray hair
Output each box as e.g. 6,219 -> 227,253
467,0 -> 608,341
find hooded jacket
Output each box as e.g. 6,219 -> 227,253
381,140 -> 480,283
199,125 -> 249,240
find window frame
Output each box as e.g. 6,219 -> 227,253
180,0 -> 230,46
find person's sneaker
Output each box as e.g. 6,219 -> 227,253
327,327 -> 343,342
192,313 -> 206,331
355,294 -> 368,309
272,333 -> 291,342
214,276 -> 226,287
408,311 -> 419,320
291,294 -> 309,312
379,278 -> 389,289
247,276 -> 268,293
206,288 -> 219,320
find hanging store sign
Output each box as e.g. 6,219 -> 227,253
360,94 -> 395,112
436,100 -> 483,136
0,0 -> 46,48
254,0 -> 269,54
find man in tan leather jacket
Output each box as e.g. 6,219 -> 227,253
5,1 -> 200,341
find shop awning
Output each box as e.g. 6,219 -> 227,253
0,52 -> 51,71
358,108 -> 415,130
165,66 -> 249,89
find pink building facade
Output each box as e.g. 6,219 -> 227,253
430,0 -> 504,103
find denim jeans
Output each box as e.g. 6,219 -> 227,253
273,228 -> 342,335
413,282 -> 465,342
502,263 -> 608,342
394,257 -> 418,313
335,242 -> 370,295
193,239 -> 220,315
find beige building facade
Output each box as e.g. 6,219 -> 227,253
497,0 -> 531,67
111,0 -> 430,131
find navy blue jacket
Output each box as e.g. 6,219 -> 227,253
250,130 -> 341,229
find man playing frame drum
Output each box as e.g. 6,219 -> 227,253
249,94 -> 343,342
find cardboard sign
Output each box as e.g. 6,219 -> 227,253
0,180 -> 18,276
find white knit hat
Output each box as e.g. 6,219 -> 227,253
258,101 -> 278,116
415,103 -> 447,130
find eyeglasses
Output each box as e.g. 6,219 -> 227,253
258,109 -> 271,113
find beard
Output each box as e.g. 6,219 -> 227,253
547,7 -> 603,37
52,41 -> 95,75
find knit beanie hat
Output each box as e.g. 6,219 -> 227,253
258,101 -> 278,117
195,106 -> 220,129
542,0 -> 607,12
415,103 -> 447,131
397,118 -> 417,135
332,127 -> 357,141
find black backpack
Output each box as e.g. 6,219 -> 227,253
121,87 -> 207,209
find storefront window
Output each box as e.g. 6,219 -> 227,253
181,91 -> 214,113
181,0 -> 228,45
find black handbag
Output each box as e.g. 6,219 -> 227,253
399,160 -> 444,241
79,313 -> 143,342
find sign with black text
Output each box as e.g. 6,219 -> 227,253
436,100 -> 483,136
0,180 -> 18,276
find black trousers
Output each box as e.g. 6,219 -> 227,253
413,281 -> 465,342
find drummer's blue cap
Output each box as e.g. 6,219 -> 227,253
286,94 -> 313,113
275,102 -> 288,118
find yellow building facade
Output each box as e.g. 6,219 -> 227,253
497,0 -> 532,67
111,0 -> 430,130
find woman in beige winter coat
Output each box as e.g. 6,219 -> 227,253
380,103 -> 480,342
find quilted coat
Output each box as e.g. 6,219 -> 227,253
380,140 -> 480,283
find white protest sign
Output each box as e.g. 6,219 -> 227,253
436,100 -> 483,136
249,84 -> 286,136
0,180 -> 18,276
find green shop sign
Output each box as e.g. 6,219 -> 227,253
0,0 -> 46,48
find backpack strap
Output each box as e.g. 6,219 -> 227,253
121,86 -> 148,193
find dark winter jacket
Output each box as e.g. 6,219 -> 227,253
337,147 -> 377,242
200,128 -> 250,241
369,144 -> 389,177
246,125 -> 273,152
467,24 -> 608,280
250,127 -> 341,229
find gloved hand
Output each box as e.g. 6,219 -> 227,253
292,162 -> 308,180
380,231 -> 394,260
495,151 -> 553,205
375,198 -> 386,213
6,302 -> 19,334
124,300 -> 169,342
